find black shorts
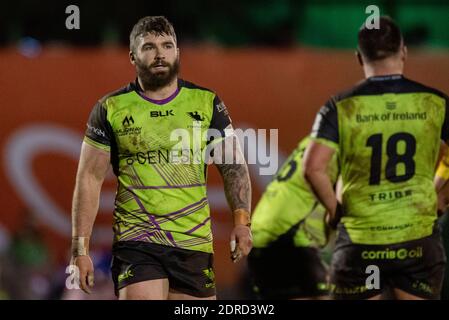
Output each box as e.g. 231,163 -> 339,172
247,246 -> 328,299
111,241 -> 215,298
330,226 -> 447,300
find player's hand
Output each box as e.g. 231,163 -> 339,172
230,225 -> 252,263
326,202 -> 343,230
72,255 -> 94,294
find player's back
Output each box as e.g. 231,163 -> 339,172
330,74 -> 449,245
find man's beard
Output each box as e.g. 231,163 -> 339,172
135,57 -> 180,91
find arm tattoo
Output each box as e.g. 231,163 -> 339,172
215,139 -> 252,212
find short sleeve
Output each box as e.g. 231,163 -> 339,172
310,98 -> 339,145
83,101 -> 113,152
209,95 -> 232,134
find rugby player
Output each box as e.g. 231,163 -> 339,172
248,136 -> 339,299
70,16 -> 252,300
303,16 -> 448,300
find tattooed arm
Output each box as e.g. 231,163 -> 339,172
214,133 -> 252,263
215,138 -> 252,212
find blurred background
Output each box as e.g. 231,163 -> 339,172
1,0 -> 449,299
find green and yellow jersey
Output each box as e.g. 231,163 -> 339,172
252,137 -> 339,249
311,74 -> 449,245
84,79 -> 232,253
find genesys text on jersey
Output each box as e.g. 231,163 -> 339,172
120,126 -> 279,175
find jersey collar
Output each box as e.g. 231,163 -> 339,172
367,74 -> 404,82
132,78 -> 182,105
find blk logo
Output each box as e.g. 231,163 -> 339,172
187,111 -> 204,121
123,116 -> 134,126
150,110 -> 174,117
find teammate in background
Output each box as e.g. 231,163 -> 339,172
303,16 -> 448,300
248,136 -> 339,300
70,16 -> 252,300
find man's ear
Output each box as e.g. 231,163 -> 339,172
401,45 -> 408,62
356,50 -> 364,66
129,51 -> 135,65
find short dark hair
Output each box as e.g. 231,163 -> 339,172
129,16 -> 177,52
358,16 -> 403,62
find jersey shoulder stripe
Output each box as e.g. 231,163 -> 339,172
99,84 -> 134,106
84,85 -> 134,152
179,79 -> 214,94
